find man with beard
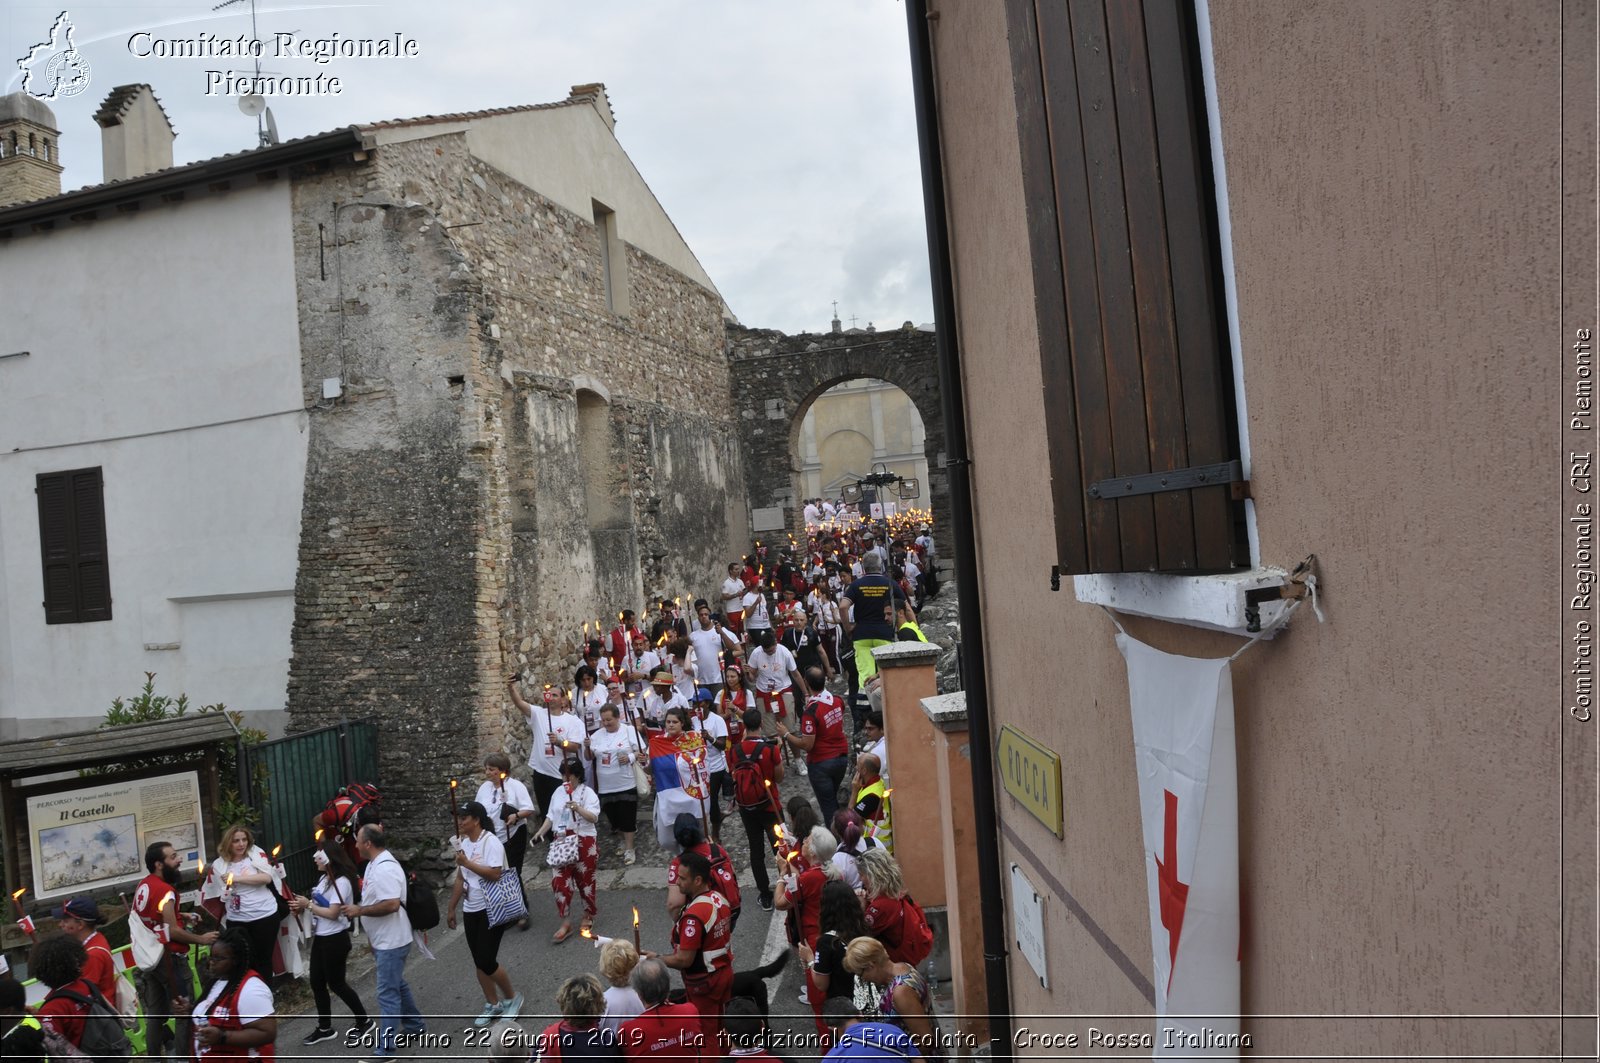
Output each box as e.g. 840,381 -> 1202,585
134,842 -> 218,1059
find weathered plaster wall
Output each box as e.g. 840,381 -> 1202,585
932,0 -> 1567,1055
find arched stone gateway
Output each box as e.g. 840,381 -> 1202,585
727,322 -> 948,558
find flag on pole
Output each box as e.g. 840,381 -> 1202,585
1117,633 -> 1241,1059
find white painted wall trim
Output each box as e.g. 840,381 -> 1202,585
1074,568 -> 1291,637
1194,0 -> 1260,567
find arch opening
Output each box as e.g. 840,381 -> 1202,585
794,376 -> 930,513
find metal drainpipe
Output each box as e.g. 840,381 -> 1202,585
904,0 -> 1015,1054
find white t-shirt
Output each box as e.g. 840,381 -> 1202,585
689,627 -> 734,683
474,776 -> 535,843
803,503 -> 820,526
696,709 -> 730,774
457,831 -> 507,914
823,502 -> 838,519
742,591 -> 771,630
721,577 -> 745,615
668,654 -> 696,702
548,783 -> 601,838
621,649 -> 661,682
359,849 -> 412,950
311,873 -> 355,936
747,644 -> 797,693
222,856 -> 279,922
601,985 -> 646,1034
193,973 -> 274,1058
904,555 -> 921,581
868,736 -> 889,781
572,685 -> 609,733
588,727 -> 642,796
527,709 -> 588,779
831,850 -> 863,891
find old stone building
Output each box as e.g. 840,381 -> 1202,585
0,86 -> 748,831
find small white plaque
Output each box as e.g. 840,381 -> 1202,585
751,507 -> 787,532
1011,863 -> 1048,988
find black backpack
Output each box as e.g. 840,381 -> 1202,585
44,982 -> 131,1063
401,868 -> 440,932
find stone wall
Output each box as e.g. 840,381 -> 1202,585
285,130 -> 744,825
726,324 -> 949,557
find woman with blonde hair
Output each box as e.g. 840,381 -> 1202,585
842,935 -> 940,1058
858,848 -> 924,963
596,939 -> 644,1033
533,974 -> 619,1062
213,823 -> 282,983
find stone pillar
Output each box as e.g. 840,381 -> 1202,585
872,641 -> 943,906
922,690 -> 988,1054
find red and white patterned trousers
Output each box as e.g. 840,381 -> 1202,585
552,835 -> 598,919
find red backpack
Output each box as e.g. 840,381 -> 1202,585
324,782 -> 381,838
730,739 -> 777,812
886,895 -> 935,966
707,843 -> 742,913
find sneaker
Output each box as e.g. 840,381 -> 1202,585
758,893 -> 774,912
353,1019 -> 376,1038
303,1027 -> 338,1047
473,1002 -> 502,1028
499,994 -> 524,1023
623,849 -> 636,865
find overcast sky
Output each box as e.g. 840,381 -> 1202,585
2,0 -> 934,335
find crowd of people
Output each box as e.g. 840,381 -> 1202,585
2,517 -> 946,1062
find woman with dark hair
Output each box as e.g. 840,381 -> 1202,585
192,927 -> 279,1060
571,666 -> 608,736
446,801 -> 524,1026
635,705 -> 713,850
475,752 -> 536,931
799,878 -> 875,1036
30,933 -> 96,1053
533,758 -> 601,944
291,835 -> 373,1045
829,809 -> 867,890
718,664 -> 755,737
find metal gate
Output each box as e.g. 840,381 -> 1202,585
239,720 -> 378,892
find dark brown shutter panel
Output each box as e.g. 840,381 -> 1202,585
1007,0 -> 1245,575
37,472 -> 78,623
72,468 -> 112,621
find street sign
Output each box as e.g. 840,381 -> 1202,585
997,724 -> 1063,836
1010,862 -> 1048,987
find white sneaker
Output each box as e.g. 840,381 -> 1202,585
623,849 -> 636,865
797,986 -> 810,1004
473,1002 -> 502,1028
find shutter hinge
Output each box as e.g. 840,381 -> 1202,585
1050,564 -> 1061,591
1087,460 -> 1245,500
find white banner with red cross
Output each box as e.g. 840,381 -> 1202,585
1117,633 -> 1241,1059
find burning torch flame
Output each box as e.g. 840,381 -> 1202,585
10,888 -> 23,901
580,927 -> 593,939
632,906 -> 640,928
271,844 -> 281,859
450,778 -> 458,790
158,893 -> 173,912
314,828 -> 324,842
882,788 -> 894,800
225,873 -> 234,889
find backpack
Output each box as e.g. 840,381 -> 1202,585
730,739 -> 776,811
401,869 -> 440,932
86,945 -> 139,1029
44,982 -> 131,1063
704,843 -> 742,913
324,782 -> 382,838
887,895 -> 935,967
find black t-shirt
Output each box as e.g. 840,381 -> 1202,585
814,930 -> 862,1005
781,625 -> 827,675
842,576 -> 904,642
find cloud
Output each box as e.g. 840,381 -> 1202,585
4,0 -> 934,334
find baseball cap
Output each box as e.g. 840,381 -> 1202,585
51,897 -> 102,924
694,686 -> 715,703
453,800 -> 490,822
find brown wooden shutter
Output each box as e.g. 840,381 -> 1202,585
36,467 -> 111,623
1007,0 -> 1246,575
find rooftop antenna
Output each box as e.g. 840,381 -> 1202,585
213,0 -> 270,146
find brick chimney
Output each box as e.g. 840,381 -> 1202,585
95,84 -> 176,183
0,92 -> 63,206
568,83 -> 615,131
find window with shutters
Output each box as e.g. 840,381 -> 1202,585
1007,0 -> 1249,576
36,467 -> 112,624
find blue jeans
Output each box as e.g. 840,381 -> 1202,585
807,755 -> 848,827
373,943 -> 424,1055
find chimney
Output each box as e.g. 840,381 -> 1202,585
568,83 -> 616,132
0,92 -> 63,206
94,85 -> 176,183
